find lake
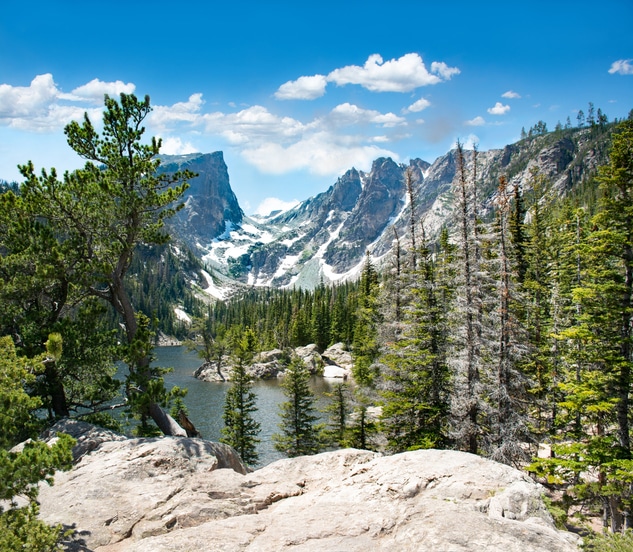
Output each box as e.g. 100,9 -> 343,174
153,346 -> 335,466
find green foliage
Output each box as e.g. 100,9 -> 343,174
527,119 -> 633,532
352,253 -> 381,386
191,280 -> 358,353
321,382 -> 353,447
273,355 -> 323,457
220,361 -> 260,466
0,337 -> 42,448
380,236 -> 452,452
14,93 -> 193,435
124,243 -> 207,340
219,325 -> 260,466
0,336 -> 75,551
583,531 -> 633,551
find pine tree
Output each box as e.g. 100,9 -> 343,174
17,93 -> 192,436
450,141 -> 484,454
220,327 -> 260,466
352,252 -> 381,386
273,355 -> 322,457
0,336 -> 75,551
529,120 -> 633,532
380,229 -> 452,451
321,382 -> 353,447
487,176 -> 531,465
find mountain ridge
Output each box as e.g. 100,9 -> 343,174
165,124 -> 615,293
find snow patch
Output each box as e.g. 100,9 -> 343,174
200,270 -> 228,301
174,307 -> 192,324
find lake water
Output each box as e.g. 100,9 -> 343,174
153,346 -> 335,466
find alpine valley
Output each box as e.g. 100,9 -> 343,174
159,123 -> 613,303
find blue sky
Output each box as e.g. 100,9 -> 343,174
1,0 -> 632,215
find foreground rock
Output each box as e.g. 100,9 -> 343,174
37,422 -> 579,551
194,342 -> 353,382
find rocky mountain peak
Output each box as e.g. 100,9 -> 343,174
160,152 -> 243,249
170,125 -> 616,292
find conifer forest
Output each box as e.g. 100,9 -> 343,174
1,94 -> 633,548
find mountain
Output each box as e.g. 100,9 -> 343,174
159,152 -> 243,248
165,125 -> 615,293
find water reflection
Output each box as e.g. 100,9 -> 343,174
154,346 -> 334,466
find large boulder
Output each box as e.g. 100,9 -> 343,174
321,342 -> 353,379
193,344 -> 353,382
37,427 -> 579,551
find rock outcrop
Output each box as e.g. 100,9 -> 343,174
160,152 -> 244,249
194,343 -> 353,382
36,422 -> 579,551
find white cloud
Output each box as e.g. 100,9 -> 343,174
329,103 -> 405,127
608,59 -> 633,75
430,61 -> 461,80
465,116 -> 485,126
502,90 -> 521,99
0,74 -> 138,131
0,74 -> 60,118
254,197 -> 300,216
64,78 -> 135,103
274,75 -> 328,100
150,94 -> 204,128
487,102 -> 510,115
327,53 -> 458,93
242,131 -> 398,176
158,136 -> 199,155
406,98 -> 431,113
203,105 -> 307,144
452,134 -> 479,150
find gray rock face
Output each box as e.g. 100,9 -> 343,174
37,433 -> 579,552
195,126 -> 614,291
160,152 -> 243,248
194,343 -> 352,382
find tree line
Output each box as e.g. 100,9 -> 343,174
1,91 -> 632,548
217,116 -> 633,535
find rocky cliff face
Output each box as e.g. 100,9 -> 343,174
169,126 -> 614,292
159,152 -> 243,249
37,420 -> 579,551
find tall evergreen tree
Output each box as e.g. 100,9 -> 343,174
530,120 -> 633,532
450,141 -> 484,454
352,252 -> 381,386
17,93 -> 192,436
380,228 -> 452,451
273,355 -> 322,457
221,327 -> 260,466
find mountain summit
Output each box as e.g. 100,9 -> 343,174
166,126 -> 613,291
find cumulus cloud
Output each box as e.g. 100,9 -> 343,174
63,78 -> 135,103
465,116 -> 485,126
430,61 -> 461,80
273,54 -> 459,101
329,103 -> 405,127
0,74 -> 60,118
327,53 -> 459,93
242,131 -> 398,176
254,197 -> 300,216
608,59 -> 633,75
202,105 -> 307,145
150,94 -> 204,128
0,74 -> 138,131
405,98 -> 431,113
502,90 -> 521,99
275,75 -> 328,100
487,102 -> 510,115
158,136 -> 199,155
